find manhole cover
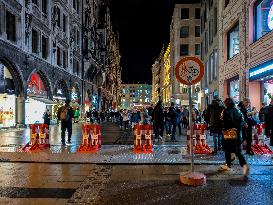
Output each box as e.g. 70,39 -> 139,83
168,149 -> 180,155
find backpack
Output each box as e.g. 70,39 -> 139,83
60,107 -> 68,121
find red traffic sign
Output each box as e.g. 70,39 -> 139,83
175,56 -> 205,85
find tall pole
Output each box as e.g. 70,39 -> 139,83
188,85 -> 194,172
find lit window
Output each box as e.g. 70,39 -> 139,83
227,22 -> 239,59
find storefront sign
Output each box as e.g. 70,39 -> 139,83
268,4 -> 273,30
249,60 -> 273,80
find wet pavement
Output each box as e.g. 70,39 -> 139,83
0,162 -> 95,205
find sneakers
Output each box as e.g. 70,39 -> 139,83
243,165 -> 249,177
220,164 -> 231,171
66,141 -> 72,145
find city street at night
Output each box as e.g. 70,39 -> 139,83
1,0 -> 273,204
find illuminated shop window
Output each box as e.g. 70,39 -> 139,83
254,0 -> 273,41
227,22 -> 239,59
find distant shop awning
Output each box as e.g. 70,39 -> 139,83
28,97 -> 56,105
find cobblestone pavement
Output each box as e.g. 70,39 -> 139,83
0,162 -> 95,205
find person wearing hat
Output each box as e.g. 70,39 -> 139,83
57,99 -> 75,146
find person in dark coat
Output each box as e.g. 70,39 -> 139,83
43,109 -> 51,127
207,99 -> 225,154
168,102 -> 178,141
153,100 -> 164,141
57,99 -> 74,146
238,98 -> 256,155
265,100 -> 273,146
259,102 -> 267,123
220,98 -> 249,177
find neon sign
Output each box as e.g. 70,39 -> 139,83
268,4 -> 273,30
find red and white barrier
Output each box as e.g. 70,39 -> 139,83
187,124 -> 212,154
134,124 -> 153,154
77,123 -> 101,153
22,124 -> 50,152
251,123 -> 273,154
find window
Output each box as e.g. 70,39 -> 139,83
209,0 -> 213,9
32,29 -> 39,54
254,0 -> 273,41
57,7 -> 61,27
209,52 -> 214,83
205,31 -> 208,53
76,30 -> 80,45
57,47 -> 61,66
63,50 -> 67,68
42,36 -> 48,59
195,8 -> 200,19
209,19 -> 213,44
213,49 -> 218,80
180,44 -> 189,56
180,26 -> 189,38
225,0 -> 230,7
227,22 -> 239,59
73,0 -> 80,13
214,7 -> 218,35
181,8 -> 189,19
74,59 -> 80,75
6,11 -> 16,42
63,14 -> 67,32
42,0 -> 47,14
195,44 -> 201,55
195,26 -> 200,37
32,0 -> 38,5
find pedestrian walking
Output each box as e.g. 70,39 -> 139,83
57,99 -> 74,146
168,102 -> 178,142
153,100 -> 164,141
259,102 -> 267,123
122,109 -> 129,130
43,109 -> 51,127
207,98 -> 225,154
176,107 -> 182,136
265,100 -> 273,146
220,98 -> 249,177
239,98 -> 256,155
182,106 -> 189,129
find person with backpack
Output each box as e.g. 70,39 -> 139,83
220,98 -> 249,177
57,99 -> 74,146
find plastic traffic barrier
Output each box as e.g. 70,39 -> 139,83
251,123 -> 273,154
133,124 -> 153,154
77,123 -> 101,153
187,124 -> 212,154
22,124 -> 50,152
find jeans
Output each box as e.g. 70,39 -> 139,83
171,123 -> 176,140
225,146 -> 246,167
154,124 -> 164,139
212,129 -> 222,152
243,127 -> 252,152
165,121 -> 171,135
61,121 -> 72,144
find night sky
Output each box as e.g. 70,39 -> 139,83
109,0 -> 200,84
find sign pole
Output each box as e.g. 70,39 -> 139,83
175,56 -> 206,186
188,85 -> 194,173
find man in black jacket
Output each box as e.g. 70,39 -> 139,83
265,100 -> 273,146
153,100 -> 164,141
57,99 -> 75,146
207,98 -> 225,154
168,102 -> 178,142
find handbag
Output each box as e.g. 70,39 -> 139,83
223,128 -> 237,140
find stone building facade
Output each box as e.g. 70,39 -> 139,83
218,0 -> 273,109
0,0 -> 120,127
200,0 -> 219,109
170,3 -> 201,106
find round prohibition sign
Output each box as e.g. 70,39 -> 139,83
175,56 -> 204,85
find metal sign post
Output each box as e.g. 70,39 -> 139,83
175,56 -> 206,186
188,85 -> 194,173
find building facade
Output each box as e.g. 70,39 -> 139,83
170,3 -> 201,107
200,0 -> 219,110
120,84 -> 152,109
0,0 -> 120,127
218,0 -> 273,110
